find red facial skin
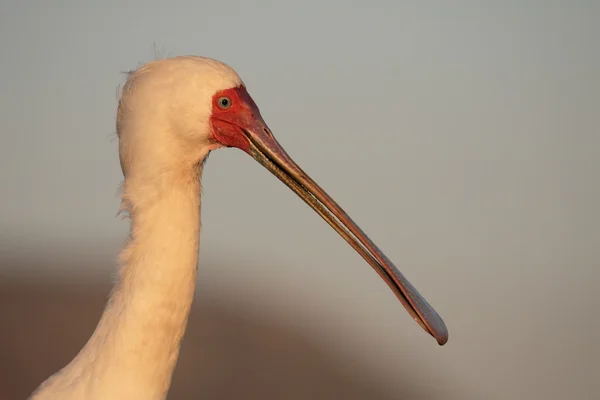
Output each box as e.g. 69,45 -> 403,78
210,86 -> 264,153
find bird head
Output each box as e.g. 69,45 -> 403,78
116,56 -> 448,346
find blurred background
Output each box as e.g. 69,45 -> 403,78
0,1 -> 598,399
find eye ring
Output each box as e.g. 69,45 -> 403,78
218,96 -> 232,109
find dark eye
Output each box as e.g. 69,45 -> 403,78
218,96 -> 232,109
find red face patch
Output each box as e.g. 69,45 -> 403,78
210,86 -> 263,153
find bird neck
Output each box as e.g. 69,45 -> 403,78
32,169 -> 203,400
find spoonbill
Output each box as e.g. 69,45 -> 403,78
30,56 -> 448,400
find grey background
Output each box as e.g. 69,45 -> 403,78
1,1 -> 598,399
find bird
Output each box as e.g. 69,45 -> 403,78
29,56 -> 448,400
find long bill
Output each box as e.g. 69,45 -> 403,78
240,124 -> 449,346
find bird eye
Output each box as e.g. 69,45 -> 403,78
218,96 -> 232,109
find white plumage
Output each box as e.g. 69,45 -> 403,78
31,56 -> 447,400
